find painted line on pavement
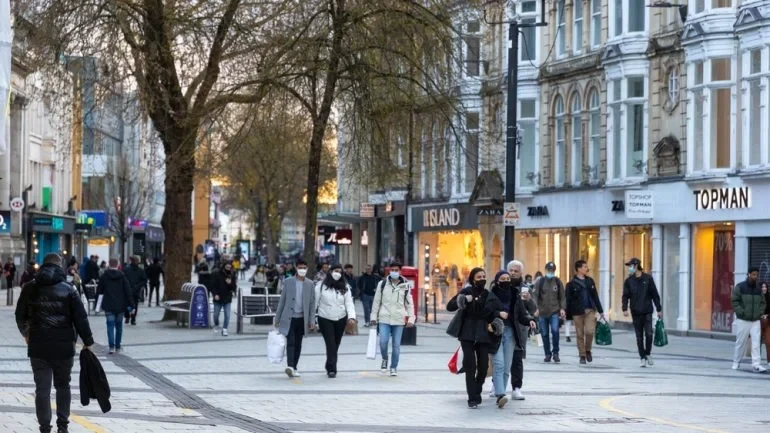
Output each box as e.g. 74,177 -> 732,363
598,395 -> 731,433
53,403 -> 108,433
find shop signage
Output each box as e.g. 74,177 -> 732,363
361,230 -> 369,246
625,191 -> 654,219
335,229 -> 353,245
0,211 -> 10,234
527,206 -> 549,217
79,211 -> 108,228
711,231 -> 735,332
693,186 -> 751,211
146,225 -> 165,243
9,197 -> 24,212
412,204 -> 478,232
359,203 -> 375,218
503,203 -> 520,226
477,207 -> 503,216
611,200 -> 625,212
368,193 -> 387,205
33,216 -> 64,231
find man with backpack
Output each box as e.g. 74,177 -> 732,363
370,262 -> 415,376
533,261 -> 566,363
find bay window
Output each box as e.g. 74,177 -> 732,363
554,96 -> 566,185
742,48 -> 767,168
611,0 -> 646,37
590,0 -> 601,48
693,0 -> 733,14
520,0 -> 538,62
588,89 -> 600,182
571,94 -> 583,184
608,77 -> 648,181
556,0 -> 566,57
573,0 -> 583,54
519,99 -> 538,189
464,21 -> 481,77
465,112 -> 479,192
609,80 -> 622,179
626,77 -> 645,176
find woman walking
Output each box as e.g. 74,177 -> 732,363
371,262 -> 415,376
315,264 -> 356,378
447,267 -> 502,409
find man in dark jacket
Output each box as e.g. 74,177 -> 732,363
97,258 -> 134,354
15,253 -> 94,433
358,265 -> 380,326
4,256 -> 16,289
146,257 -> 164,307
343,264 -> 358,299
20,261 -> 37,286
731,267 -> 767,372
84,256 -> 100,286
211,261 -> 238,336
123,256 -> 147,325
622,258 -> 662,367
565,260 -> 605,365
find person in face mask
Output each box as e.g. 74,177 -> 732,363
447,267 -> 503,409
370,262 -> 415,376
533,262 -> 566,363
621,258 -> 662,368
314,264 -> 357,378
274,260 -> 316,378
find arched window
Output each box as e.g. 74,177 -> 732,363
588,89 -> 600,182
554,95 -> 566,185
571,94 -> 583,184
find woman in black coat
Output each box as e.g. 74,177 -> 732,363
447,267 -> 503,409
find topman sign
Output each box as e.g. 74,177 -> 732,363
693,187 -> 751,211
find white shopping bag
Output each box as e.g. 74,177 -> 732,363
366,328 -> 378,359
267,330 -> 286,364
95,295 -> 104,313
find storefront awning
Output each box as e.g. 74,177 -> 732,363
317,212 -> 363,226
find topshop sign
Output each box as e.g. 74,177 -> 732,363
693,187 -> 751,211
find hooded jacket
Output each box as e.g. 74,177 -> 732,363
15,263 -> 95,360
211,268 -> 238,304
371,276 -> 416,326
97,269 -> 134,315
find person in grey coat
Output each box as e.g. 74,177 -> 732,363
274,260 -> 316,378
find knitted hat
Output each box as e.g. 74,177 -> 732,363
494,270 -> 510,284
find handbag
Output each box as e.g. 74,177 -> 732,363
345,319 -> 359,335
366,328 -> 378,359
448,345 -> 464,374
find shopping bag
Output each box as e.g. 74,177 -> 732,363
366,328 -> 378,360
595,320 -> 612,346
345,319 -> 358,335
267,330 -> 286,364
448,345 -> 464,374
94,295 -> 104,313
654,319 -> 668,347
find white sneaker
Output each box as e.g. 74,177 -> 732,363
222,328 -> 229,337
640,358 -> 647,368
646,356 -> 654,366
488,389 -> 496,398
753,364 -> 767,373
512,388 -> 525,400
213,327 -> 219,333
285,367 -> 294,378
389,368 -> 398,377
293,369 -> 302,377
732,362 -> 740,370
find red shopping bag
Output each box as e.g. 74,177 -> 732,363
448,345 -> 464,374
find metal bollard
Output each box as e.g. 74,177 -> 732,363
424,292 -> 429,323
432,292 -> 439,324
6,285 -> 13,306
236,288 -> 243,335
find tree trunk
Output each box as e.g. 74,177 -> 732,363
160,145 -> 195,321
265,223 -> 278,265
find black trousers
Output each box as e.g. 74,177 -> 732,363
286,317 -> 306,369
632,313 -> 653,358
511,349 -> 524,389
148,282 -> 160,306
460,340 -> 489,404
318,316 -> 346,373
126,303 -> 138,324
31,357 -> 74,433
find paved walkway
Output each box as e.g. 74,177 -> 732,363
1,276 -> 769,433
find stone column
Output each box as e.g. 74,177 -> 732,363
599,225 -> 611,315
733,222 -> 748,281
677,223 -> 691,331
651,224 -> 663,296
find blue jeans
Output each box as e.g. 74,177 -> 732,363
538,313 -> 561,356
213,302 -> 231,329
361,294 -> 374,324
105,312 -> 124,349
378,323 -> 404,368
492,326 -> 514,396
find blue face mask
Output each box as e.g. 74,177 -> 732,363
545,272 -> 554,279
389,271 -> 400,280
628,266 -> 636,274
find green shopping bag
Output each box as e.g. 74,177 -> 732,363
654,319 -> 668,347
595,320 -> 612,346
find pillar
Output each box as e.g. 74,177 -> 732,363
651,224 -> 663,297
733,222 -> 748,281
677,223 -> 691,331
599,225 -> 611,316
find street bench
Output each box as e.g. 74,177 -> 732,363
236,288 -> 281,334
163,283 -> 196,327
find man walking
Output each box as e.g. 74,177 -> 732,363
15,253 -> 94,433
211,261 -> 238,336
358,265 -> 380,327
371,262 -> 415,376
146,257 -> 164,307
343,264 -> 358,300
98,259 -> 134,354
533,261 -> 566,363
731,267 -> 767,372
274,260 -> 316,377
565,260 -> 605,364
123,256 -> 147,325
4,256 -> 16,289
622,258 -> 662,367
315,262 -> 330,283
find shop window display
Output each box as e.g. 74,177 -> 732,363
517,229 -> 572,280
692,224 -> 735,332
610,226 -> 652,322
418,230 -> 484,305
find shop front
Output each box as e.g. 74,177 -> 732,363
28,212 -> 75,264
409,202 -> 481,305
145,224 -> 165,260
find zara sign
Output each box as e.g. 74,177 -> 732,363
693,187 -> 751,211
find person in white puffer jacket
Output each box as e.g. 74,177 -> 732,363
314,264 -> 356,378
371,262 -> 416,376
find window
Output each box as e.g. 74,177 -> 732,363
607,77 -> 647,181
612,0 -> 646,36
465,36 -> 480,77
610,80 -> 622,179
571,94 -> 583,184
613,0 -> 622,37
743,49 -> 765,168
554,96 -> 566,185
692,62 -> 704,171
588,89 -> 601,182
521,17 -> 537,62
688,58 -> 734,173
519,99 -> 538,188
711,59 -> 731,169
668,69 -> 679,104
556,0 -> 566,57
712,0 -> 732,8
573,0 -> 583,54
590,0 -> 601,48
464,112 -> 479,192
629,0 -> 645,32
627,77 -> 645,175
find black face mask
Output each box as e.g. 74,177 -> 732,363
475,279 -> 487,289
498,281 -> 513,290
511,276 -> 523,286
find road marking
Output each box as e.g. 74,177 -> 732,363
53,404 -> 108,433
599,395 -> 730,433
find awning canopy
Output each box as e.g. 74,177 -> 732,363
317,212 -> 364,226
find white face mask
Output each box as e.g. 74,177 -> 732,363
331,271 -> 342,281
297,268 -> 307,277
389,271 -> 400,280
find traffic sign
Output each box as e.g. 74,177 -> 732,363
503,202 -> 520,227
9,197 -> 24,212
